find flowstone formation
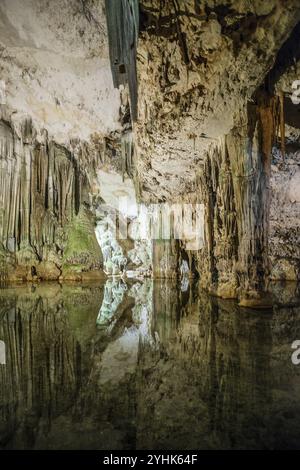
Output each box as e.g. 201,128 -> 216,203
0,113 -> 106,282
96,220 -> 128,275
0,0 -> 132,282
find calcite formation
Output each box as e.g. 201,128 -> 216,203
0,1 -> 300,306
130,0 -> 300,305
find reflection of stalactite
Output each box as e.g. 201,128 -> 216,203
1,282 -> 300,449
136,283 -> 279,449
197,295 -> 273,445
0,340 -> 5,364
152,279 -> 181,340
0,284 -> 102,449
279,91 -> 286,160
97,279 -> 127,328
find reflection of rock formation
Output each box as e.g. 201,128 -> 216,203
96,279 -> 128,329
130,280 -> 154,345
0,283 -> 103,449
1,280 -> 300,449
95,217 -> 128,275
136,282 -> 300,449
0,340 -> 5,365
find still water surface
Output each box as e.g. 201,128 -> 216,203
1,279 -> 300,450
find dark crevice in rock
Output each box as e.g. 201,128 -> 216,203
267,21 -> 300,92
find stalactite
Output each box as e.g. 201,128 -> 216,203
105,0 -> 139,121
152,238 -> 180,279
195,90 -> 278,305
121,131 -> 134,180
279,90 -> 286,160
0,118 -> 103,282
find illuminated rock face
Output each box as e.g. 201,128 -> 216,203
269,154 -> 300,282
0,0 -> 126,281
135,0 -> 300,201
0,0 -> 121,144
131,1 -> 300,303
0,116 -> 105,281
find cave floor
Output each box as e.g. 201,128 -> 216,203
0,279 -> 300,450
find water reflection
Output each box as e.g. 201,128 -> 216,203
0,280 -> 300,449
97,279 -> 128,328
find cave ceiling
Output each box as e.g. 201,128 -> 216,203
0,0 -> 121,145
0,1 -> 300,202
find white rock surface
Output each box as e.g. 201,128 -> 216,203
0,0 -> 121,144
288,169 -> 300,203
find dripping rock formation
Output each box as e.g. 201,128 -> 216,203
131,0 -> 300,305
0,1 -> 299,306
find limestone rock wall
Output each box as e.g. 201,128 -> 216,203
166,92 -> 276,305
133,1 -> 300,304
0,0 -> 121,144
135,0 -> 300,202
